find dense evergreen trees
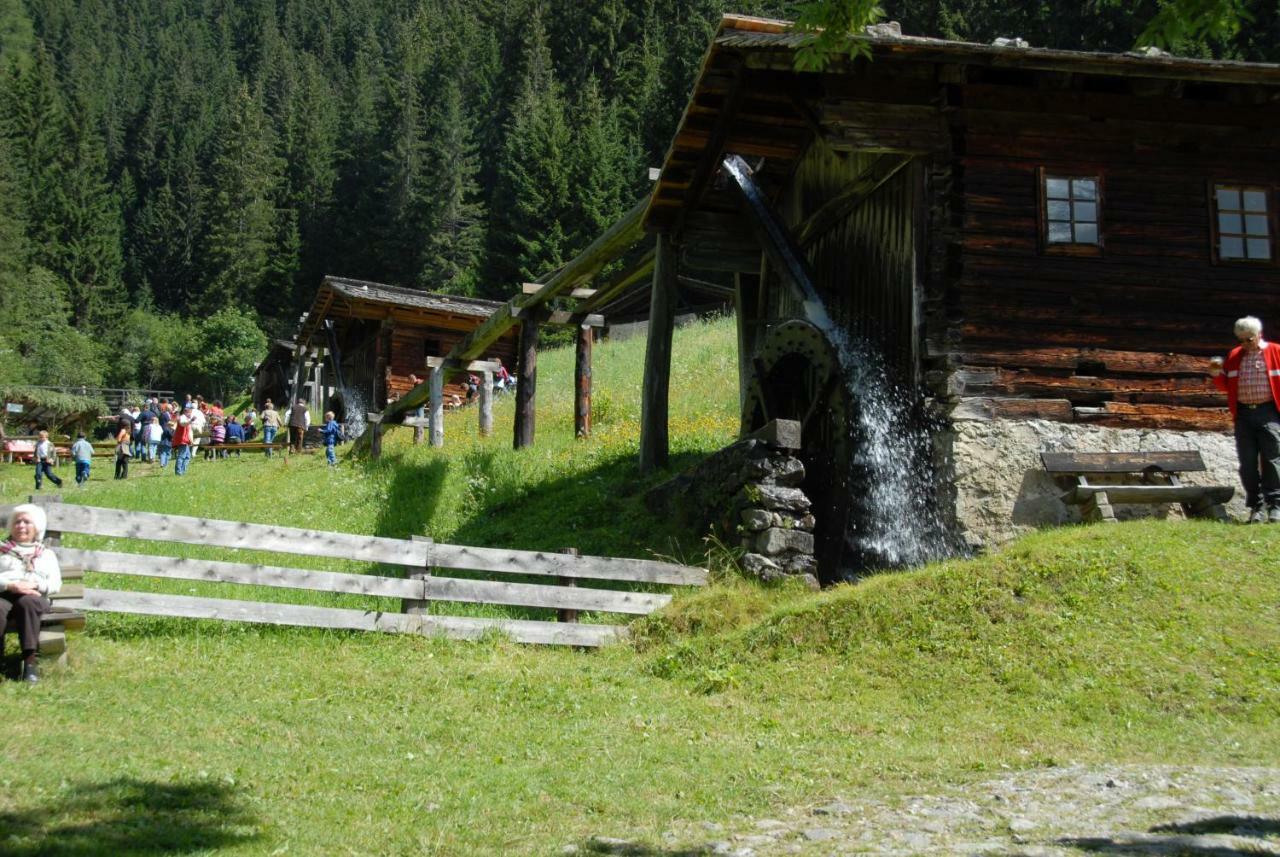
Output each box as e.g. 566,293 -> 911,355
0,0 -> 1273,392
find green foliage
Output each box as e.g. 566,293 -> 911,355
0,384 -> 106,433
792,0 -> 884,70
186,307 -> 268,401
1137,0 -> 1252,49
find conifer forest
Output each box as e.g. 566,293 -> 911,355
1,0 -> 1276,392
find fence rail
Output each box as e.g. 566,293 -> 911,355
17,502 -> 705,648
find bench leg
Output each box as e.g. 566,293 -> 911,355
1185,498 -> 1230,523
1082,491 -> 1117,524
37,626 -> 68,668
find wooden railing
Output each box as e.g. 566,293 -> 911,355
14,502 -> 706,648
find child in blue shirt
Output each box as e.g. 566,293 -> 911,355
70,433 -> 94,486
320,411 -> 342,466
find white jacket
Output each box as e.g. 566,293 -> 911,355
0,541 -> 62,596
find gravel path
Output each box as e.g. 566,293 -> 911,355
577,765 -> 1280,856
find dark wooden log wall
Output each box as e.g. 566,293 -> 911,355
928,69 -> 1280,431
385,326 -> 517,405
776,145 -> 920,385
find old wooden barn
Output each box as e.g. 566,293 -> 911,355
632,14 -> 1280,563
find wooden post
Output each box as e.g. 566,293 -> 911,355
639,232 -> 678,474
429,367 -> 444,448
479,371 -> 493,437
557,547 -> 579,624
575,326 -> 592,438
368,412 -> 383,460
402,535 -> 433,616
514,317 -> 540,449
413,421 -> 424,446
733,272 -> 762,412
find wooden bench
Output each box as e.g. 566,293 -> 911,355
2,506 -> 86,669
1041,450 -> 1234,524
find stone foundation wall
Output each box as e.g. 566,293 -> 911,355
944,419 -> 1242,551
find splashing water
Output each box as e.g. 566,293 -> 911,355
337,387 -> 369,439
828,329 -> 955,573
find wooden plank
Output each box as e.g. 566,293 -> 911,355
949,397 -> 1075,422
794,154 -> 913,248
60,547 -> 673,615
639,233 -> 678,474
429,543 -> 707,586
523,283 -> 596,299
1068,484 -> 1234,505
425,357 -> 500,372
75,590 -> 624,647
1040,450 -> 1206,474
39,503 -> 430,567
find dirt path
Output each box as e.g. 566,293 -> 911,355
579,765 -> 1280,855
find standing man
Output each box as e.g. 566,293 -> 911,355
1209,315 -> 1280,523
33,430 -> 62,490
288,398 -> 310,453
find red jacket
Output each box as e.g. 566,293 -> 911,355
1212,340 -> 1280,418
171,422 -> 193,447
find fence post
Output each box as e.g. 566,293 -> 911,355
367,412 -> 383,460
479,371 -> 493,437
401,534 -> 433,618
429,367 -> 445,448
557,547 -> 579,624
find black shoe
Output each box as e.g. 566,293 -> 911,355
21,663 -> 39,684
1248,507 -> 1269,524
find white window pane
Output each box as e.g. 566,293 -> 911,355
1048,221 -> 1072,243
1074,223 -> 1098,244
1221,236 -> 1245,258
1245,214 -> 1269,237
1217,186 -> 1241,210
1247,238 -> 1271,259
1073,179 -> 1097,200
1046,178 -> 1070,199
1047,200 -> 1071,220
1219,212 -> 1243,234
1074,202 -> 1097,222
1243,190 -> 1268,213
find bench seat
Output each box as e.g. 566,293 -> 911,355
1042,450 -> 1234,524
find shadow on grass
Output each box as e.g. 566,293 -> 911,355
579,837 -> 714,856
1151,815 -> 1280,836
372,457 -> 449,542
1060,815 -> 1280,855
0,777 -> 259,856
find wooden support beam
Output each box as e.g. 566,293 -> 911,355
510,306 -> 604,327
479,371 -> 493,437
429,366 -> 444,448
575,326 -> 592,438
367,412 -> 383,460
426,357 -> 500,373
640,233 -> 679,474
523,282 -> 596,299
575,250 -> 656,316
514,317 -> 540,449
734,272 -> 762,411
794,154 -> 913,249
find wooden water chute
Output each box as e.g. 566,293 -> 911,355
637,14 -> 1280,577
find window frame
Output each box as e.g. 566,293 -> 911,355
1037,168 -> 1105,258
1209,182 -> 1277,266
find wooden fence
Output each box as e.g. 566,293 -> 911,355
18,502 -> 706,648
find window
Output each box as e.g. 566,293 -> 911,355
1213,185 -> 1271,262
1043,174 -> 1101,247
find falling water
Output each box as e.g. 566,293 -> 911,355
337,387 -> 369,439
828,329 -> 956,574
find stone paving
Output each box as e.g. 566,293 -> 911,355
573,765 -> 1280,856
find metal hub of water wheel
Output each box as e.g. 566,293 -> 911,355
742,320 -> 859,582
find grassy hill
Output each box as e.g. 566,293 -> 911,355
2,315 -> 1278,855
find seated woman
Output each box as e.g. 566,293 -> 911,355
0,504 -> 62,683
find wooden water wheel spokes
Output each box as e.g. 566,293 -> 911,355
742,320 -> 859,582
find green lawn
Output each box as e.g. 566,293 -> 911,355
2,316 -> 1278,855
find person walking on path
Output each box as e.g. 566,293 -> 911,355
287,399 -> 310,453
33,431 -> 62,491
70,433 -> 93,486
260,400 -> 281,456
320,410 -> 342,466
1209,315 -> 1280,523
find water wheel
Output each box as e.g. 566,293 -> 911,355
742,320 -> 862,582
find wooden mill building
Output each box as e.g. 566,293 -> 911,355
263,276 -> 519,416
627,14 -> 1280,562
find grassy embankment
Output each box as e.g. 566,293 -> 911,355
1,315 -> 1278,856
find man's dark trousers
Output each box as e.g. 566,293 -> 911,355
1235,400 -> 1280,510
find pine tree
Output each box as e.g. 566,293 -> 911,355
569,76 -> 632,250
203,82 -> 284,313
489,8 -> 572,290
419,79 -> 485,295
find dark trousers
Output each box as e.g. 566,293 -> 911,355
34,461 -> 62,489
1234,400 -> 1280,510
0,592 -> 49,656
115,453 -> 129,479
289,426 -> 304,452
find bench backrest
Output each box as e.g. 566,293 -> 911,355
1040,450 -> 1206,474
